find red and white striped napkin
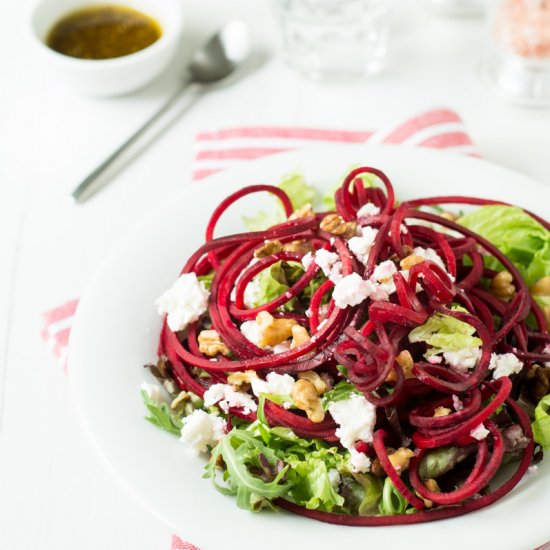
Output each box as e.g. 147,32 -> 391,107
41,108 -> 478,549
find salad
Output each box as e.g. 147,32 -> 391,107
141,166 -> 550,525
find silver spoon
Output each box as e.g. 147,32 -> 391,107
70,21 -> 251,204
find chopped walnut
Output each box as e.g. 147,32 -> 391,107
256,311 -> 297,347
298,371 -> 327,395
282,240 -> 314,255
170,391 -> 192,410
289,203 -> 314,220
198,329 -> 230,357
290,325 -> 310,349
433,406 -> 452,418
490,271 -> 516,302
399,254 -> 425,271
319,213 -> 357,239
531,276 -> 550,297
386,350 -> 415,383
227,370 -> 258,390
254,239 -> 283,258
418,478 -> 441,508
291,379 -> 325,423
388,447 -> 415,475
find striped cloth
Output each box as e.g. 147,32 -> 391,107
41,108 -> 478,548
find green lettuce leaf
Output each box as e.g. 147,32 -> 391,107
378,477 -> 409,515
532,394 -> 550,449
243,172 -> 316,231
286,456 -> 344,511
321,168 -> 379,210
279,172 -> 316,210
408,305 -> 481,355
340,473 -> 383,515
459,205 -> 550,287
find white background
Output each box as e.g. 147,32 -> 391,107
1,1 -> 549,549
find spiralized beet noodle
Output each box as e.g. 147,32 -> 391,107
158,167 -> 550,525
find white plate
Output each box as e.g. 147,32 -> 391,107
69,145 -> 550,550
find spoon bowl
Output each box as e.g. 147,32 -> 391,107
189,20 -> 251,84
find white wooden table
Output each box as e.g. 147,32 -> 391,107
1,1 -> 549,548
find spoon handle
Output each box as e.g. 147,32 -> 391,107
70,77 -> 194,204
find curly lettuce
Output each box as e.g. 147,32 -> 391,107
408,305 -> 481,356
243,172 -> 316,231
532,394 -> 550,449
459,205 -> 550,287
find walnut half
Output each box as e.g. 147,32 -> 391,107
319,213 -> 357,239
291,379 -> 325,423
198,330 -> 230,357
490,271 -> 515,302
256,311 -> 297,347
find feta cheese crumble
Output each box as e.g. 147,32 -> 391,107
489,353 -> 523,379
370,260 -> 397,297
470,423 -> 489,441
303,249 -> 342,283
543,343 -> 550,368
179,410 -> 226,453
203,383 -> 257,414
357,203 -> 381,218
332,273 -> 370,309
243,277 -> 262,309
443,347 -> 482,373
156,273 -> 209,332
328,394 -> 377,449
412,246 -> 446,272
240,320 -> 262,346
348,226 -> 378,265
349,448 -> 372,473
251,372 -> 296,405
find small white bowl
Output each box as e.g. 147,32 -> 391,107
30,0 -> 183,96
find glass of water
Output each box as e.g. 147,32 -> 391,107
272,0 -> 393,81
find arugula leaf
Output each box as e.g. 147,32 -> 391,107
141,390 -> 182,436
197,271 -> 215,290
206,408 -> 348,512
205,429 -> 292,511
322,380 -> 361,411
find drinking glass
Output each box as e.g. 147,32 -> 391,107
483,0 -> 550,106
272,0 -> 392,81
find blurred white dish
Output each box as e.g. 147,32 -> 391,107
69,145 -> 550,550
29,0 -> 183,96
